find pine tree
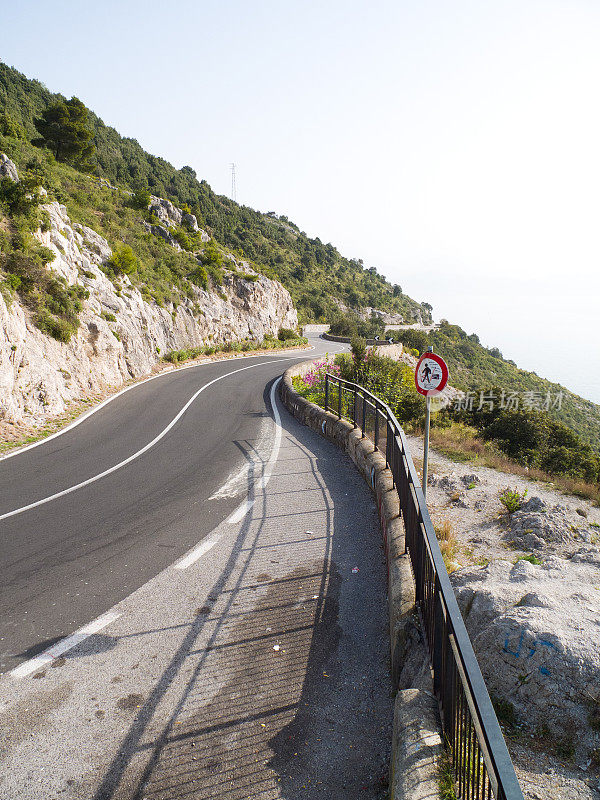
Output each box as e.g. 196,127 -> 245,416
33,97 -> 95,171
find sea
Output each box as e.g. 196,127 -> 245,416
427,292 -> 600,407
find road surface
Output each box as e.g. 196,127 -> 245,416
0,334 -> 393,799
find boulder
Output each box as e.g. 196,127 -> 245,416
508,502 -> 596,550
182,212 -> 199,232
149,196 -> 182,227
452,552 -> 600,758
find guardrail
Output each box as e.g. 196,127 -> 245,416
321,332 -> 392,346
324,373 -> 524,800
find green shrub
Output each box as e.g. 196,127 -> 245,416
278,327 -> 297,341
499,487 -> 528,513
130,187 -> 151,210
206,263 -> 223,287
0,112 -> 26,139
172,227 -> 192,251
106,244 -> 138,276
34,310 -> 78,342
200,241 -> 223,266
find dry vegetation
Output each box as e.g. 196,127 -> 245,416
427,423 -> 600,505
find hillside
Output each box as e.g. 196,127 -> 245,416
0,148 -> 300,427
0,60 -> 598,455
0,62 -> 430,326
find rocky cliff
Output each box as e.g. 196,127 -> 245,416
0,157 -> 297,427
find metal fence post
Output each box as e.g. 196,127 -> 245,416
374,400 -> 379,450
362,391 -> 366,438
325,373 -> 329,412
337,378 -> 342,419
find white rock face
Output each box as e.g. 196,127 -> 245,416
0,153 -> 19,182
452,551 -> 600,757
0,200 -> 297,426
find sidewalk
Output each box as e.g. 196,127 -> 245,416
0,386 -> 392,799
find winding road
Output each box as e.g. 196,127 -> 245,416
0,338 -> 341,674
0,333 -> 393,800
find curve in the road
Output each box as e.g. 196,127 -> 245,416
0,358 -> 290,522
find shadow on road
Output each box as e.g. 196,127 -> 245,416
92,380 -> 392,800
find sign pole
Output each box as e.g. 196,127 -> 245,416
422,346 -> 433,498
423,395 -> 431,498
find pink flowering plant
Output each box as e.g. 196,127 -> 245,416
292,356 -> 341,406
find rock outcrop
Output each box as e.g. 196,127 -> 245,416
0,166 -> 297,427
452,552 -> 600,758
0,153 -> 19,182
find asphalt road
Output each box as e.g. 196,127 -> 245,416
0,338 -> 340,674
0,333 -> 394,800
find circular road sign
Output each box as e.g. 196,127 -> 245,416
415,352 -> 449,396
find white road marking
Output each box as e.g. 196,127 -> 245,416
7,364 -> 307,676
173,532 -> 222,570
10,611 -> 121,679
208,417 -> 271,500
227,499 -> 256,524
178,378 -> 283,566
0,362 -> 291,522
0,346 -> 315,464
209,462 -> 252,500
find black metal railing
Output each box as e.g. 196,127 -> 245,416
324,373 -> 524,800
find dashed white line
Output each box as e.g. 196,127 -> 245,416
227,499 -> 256,525
175,377 -> 283,564
10,611 -> 121,679
173,533 -> 222,570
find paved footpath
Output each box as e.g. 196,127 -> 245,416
0,381 -> 392,800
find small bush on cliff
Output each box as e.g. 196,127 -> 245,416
172,227 -> 192,251
105,244 -> 138,277
34,309 -> 78,343
129,187 -> 151,210
188,264 -> 208,290
0,242 -> 86,342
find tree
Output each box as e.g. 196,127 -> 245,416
130,187 -> 151,210
33,97 -> 95,171
0,112 -> 26,139
107,245 -> 138,276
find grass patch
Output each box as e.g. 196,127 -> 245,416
434,518 -> 460,572
438,749 -> 457,799
163,336 -> 308,366
515,554 -> 542,566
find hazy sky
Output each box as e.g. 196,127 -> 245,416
2,0 -> 599,400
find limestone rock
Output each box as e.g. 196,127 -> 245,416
149,196 -> 182,228
452,553 -> 600,758
1,195 -> 297,427
182,212 -> 199,232
507,501 -> 596,550
0,153 -> 19,182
